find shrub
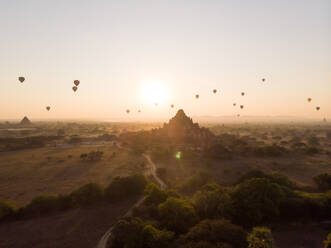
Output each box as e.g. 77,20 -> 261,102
21,195 -> 62,216
0,200 -> 15,220
313,173 -> 331,191
105,174 -> 147,202
324,233 -> 331,248
204,143 -> 232,159
178,241 -> 232,248
305,146 -> 319,155
111,217 -> 174,248
80,153 -> 88,160
142,224 -> 174,248
179,171 -> 212,196
111,217 -> 144,248
158,197 -> 198,234
247,227 -> 275,248
193,184 -> 232,220
179,219 -> 247,248
279,191 -> 331,221
231,178 -> 285,226
238,170 -> 295,189
253,144 -> 285,157
144,183 -> 168,206
69,183 -> 103,206
80,151 -> 104,161
87,151 -> 103,161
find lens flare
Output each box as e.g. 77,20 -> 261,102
176,151 -> 181,159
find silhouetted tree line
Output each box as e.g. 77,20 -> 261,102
0,174 -> 147,221
0,136 -> 60,152
80,151 -> 104,161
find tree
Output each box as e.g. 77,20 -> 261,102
0,200 -> 14,220
324,233 -> 331,248
111,217 -> 144,248
313,173 -> 331,191
105,174 -> 147,202
179,219 -> 247,248
142,224 -> 174,248
22,195 -> 61,216
158,197 -> 198,234
179,171 -> 212,196
178,241 -> 232,248
231,178 -> 285,226
69,183 -> 103,206
144,183 -> 168,206
110,217 -> 174,248
247,227 -> 275,248
193,184 -> 232,219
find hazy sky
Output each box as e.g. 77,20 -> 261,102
0,0 -> 330,120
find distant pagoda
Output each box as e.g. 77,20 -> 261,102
159,109 -> 215,145
20,116 -> 32,125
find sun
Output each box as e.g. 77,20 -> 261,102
141,80 -> 168,105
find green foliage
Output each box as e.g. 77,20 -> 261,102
253,144 -> 285,157
158,197 -> 198,234
247,227 -> 275,248
144,183 -> 168,206
0,174 -> 147,221
178,241 -> 233,248
151,145 -> 175,161
179,171 -> 212,196
69,183 -> 103,206
193,184 -> 232,220
80,151 -> 104,161
111,217 -> 174,248
21,195 -> 62,216
178,219 -> 247,248
237,170 -> 296,192
305,146 -> 319,155
142,224 -> 174,248
324,233 -> 331,248
313,173 -> 331,191
111,217 -> 144,248
0,200 -> 15,220
105,174 -> 147,202
204,143 -> 232,159
231,178 -> 285,226
279,190 -> 331,220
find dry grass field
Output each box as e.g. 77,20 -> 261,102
0,143 -> 145,206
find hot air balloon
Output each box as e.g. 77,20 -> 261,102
262,78 -> 266,82
316,106 -> 320,111
233,103 -> 236,106
154,103 -> 158,107
18,77 -> 25,83
126,109 -> 130,114
46,106 -> 51,111
170,104 -> 174,108
138,109 -> 141,113
307,98 -> 312,103
240,105 -> 244,109
74,80 -> 80,86
195,94 -> 199,99
72,86 -> 78,92
213,89 -> 217,94
241,92 -> 245,96
237,114 -> 240,117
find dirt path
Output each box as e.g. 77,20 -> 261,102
96,153 -> 166,248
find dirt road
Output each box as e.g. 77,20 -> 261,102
96,153 -> 166,248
